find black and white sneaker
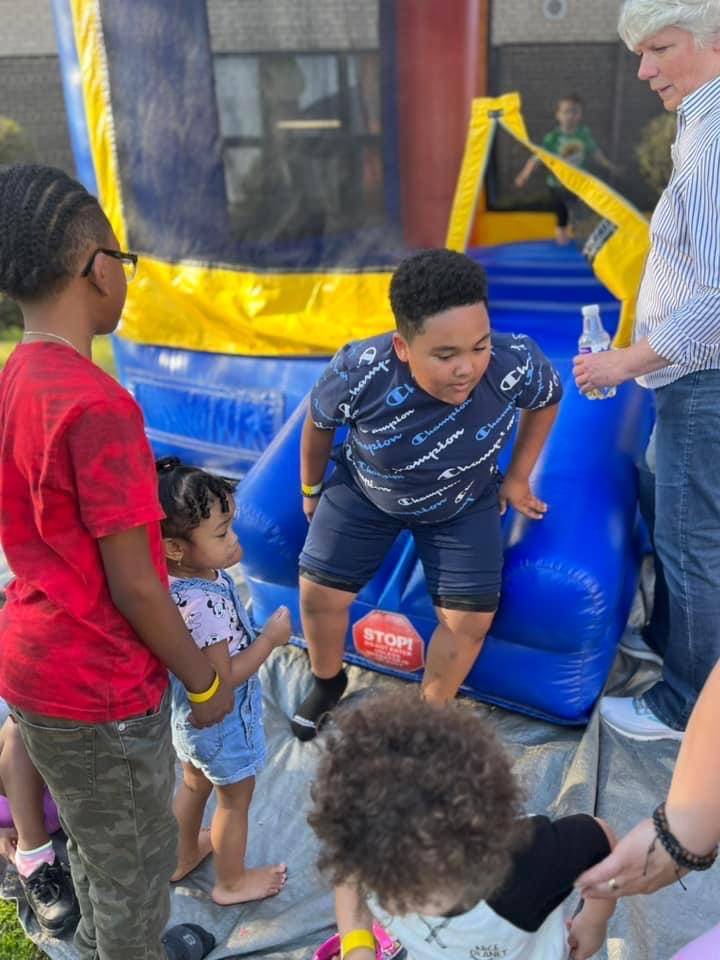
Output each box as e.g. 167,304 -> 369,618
19,858 -> 79,938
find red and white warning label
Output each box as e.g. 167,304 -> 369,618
352,610 -> 425,672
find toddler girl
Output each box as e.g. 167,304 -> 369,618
157,457 -> 290,905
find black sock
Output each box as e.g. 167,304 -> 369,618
291,669 -> 348,741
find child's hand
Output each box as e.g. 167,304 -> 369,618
567,913 -> 608,960
262,606 -> 291,649
304,495 -> 320,523
498,475 -> 548,520
189,675 -> 235,728
0,827 -> 17,861
514,172 -> 528,189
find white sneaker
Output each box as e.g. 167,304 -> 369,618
618,629 -> 663,666
599,695 -> 684,742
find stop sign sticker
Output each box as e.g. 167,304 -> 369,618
352,610 -> 425,672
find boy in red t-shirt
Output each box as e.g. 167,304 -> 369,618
0,164 -> 233,960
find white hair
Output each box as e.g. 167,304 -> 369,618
618,0 -> 720,49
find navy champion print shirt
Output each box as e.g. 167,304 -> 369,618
310,331 -> 562,523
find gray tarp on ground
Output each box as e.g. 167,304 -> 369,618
2,631 -> 718,960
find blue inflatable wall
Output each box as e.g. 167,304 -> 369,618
234,242 -> 654,725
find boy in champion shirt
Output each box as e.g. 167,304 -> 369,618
309,693 -> 616,960
291,249 -> 562,739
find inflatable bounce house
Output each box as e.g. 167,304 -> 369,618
52,0 -> 654,724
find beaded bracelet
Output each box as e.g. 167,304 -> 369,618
652,802 -> 718,872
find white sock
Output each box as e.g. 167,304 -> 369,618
15,840 -> 54,878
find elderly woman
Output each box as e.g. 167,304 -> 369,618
574,0 -> 720,742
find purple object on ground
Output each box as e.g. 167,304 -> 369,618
0,788 -> 61,835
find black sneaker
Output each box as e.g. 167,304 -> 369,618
19,858 -> 79,937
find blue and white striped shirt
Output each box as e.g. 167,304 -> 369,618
634,74 -> 720,389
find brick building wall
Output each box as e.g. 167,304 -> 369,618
207,0 -> 377,52
491,0 -> 620,45
0,0 -> 73,173
0,0 -> 666,210
489,0 -> 666,211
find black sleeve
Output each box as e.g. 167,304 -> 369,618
486,814 -> 611,932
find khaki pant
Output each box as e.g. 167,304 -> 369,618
12,693 -> 177,960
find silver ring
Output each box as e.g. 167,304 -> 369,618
608,877 -> 619,891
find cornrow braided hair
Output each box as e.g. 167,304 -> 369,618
156,457 -> 238,539
0,163 -> 110,301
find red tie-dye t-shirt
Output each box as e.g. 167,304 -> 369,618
0,342 -> 168,721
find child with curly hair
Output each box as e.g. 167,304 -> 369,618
157,458 -> 290,904
309,693 -> 616,960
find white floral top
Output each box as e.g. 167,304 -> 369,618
169,570 -> 253,655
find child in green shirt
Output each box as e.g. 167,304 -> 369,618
515,94 -> 615,244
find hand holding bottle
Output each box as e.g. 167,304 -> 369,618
576,304 -> 616,400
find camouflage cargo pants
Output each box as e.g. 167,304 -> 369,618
11,693 -> 177,960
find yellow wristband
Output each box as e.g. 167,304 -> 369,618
186,672 -> 220,704
340,930 -> 375,960
302,481 -> 323,497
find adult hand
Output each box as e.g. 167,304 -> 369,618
498,474 -> 548,519
303,495 -> 320,523
576,818 -> 684,899
189,674 -> 234,728
573,349 -> 631,395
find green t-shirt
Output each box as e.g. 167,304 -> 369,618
542,125 -> 598,186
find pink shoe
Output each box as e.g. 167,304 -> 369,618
313,922 -> 404,960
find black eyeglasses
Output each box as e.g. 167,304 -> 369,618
81,248 -> 138,282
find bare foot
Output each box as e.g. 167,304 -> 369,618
212,863 -> 287,905
171,828 -> 213,882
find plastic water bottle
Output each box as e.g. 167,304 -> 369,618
578,304 -> 616,400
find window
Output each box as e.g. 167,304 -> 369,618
214,51 -> 384,245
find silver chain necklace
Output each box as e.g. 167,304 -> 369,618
23,330 -> 79,352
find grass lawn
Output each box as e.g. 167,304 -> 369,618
0,900 -> 45,959
0,325 -> 116,958
0,326 -> 117,378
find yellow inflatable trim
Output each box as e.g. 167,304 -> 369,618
70,0 -> 127,249
446,93 -> 650,347
118,258 -> 395,357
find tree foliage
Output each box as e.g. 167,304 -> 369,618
635,113 -> 676,197
0,116 -> 34,166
